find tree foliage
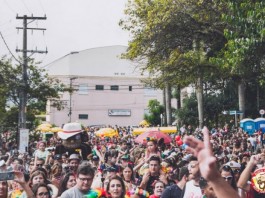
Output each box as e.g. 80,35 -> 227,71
0,57 -> 65,131
144,99 -> 164,126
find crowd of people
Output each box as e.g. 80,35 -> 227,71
0,122 -> 264,198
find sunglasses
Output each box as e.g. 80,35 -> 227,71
222,176 -> 233,181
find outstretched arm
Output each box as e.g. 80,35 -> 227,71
14,171 -> 35,198
237,154 -> 261,191
184,126 -> 240,198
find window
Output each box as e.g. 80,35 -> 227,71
144,87 -> 156,96
78,84 -> 88,94
96,85 -> 104,90
110,85 -> 119,91
79,114 -> 88,119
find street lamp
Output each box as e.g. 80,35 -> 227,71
69,77 -> 77,122
160,114 -> 163,127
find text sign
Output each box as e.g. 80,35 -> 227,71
229,110 -> 244,115
108,109 -> 131,116
19,129 -> 29,153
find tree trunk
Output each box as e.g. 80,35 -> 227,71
177,85 -> 181,109
163,88 -> 167,126
196,76 -> 204,129
257,84 -> 260,111
238,80 -> 246,120
165,83 -> 172,126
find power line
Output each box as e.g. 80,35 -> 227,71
3,0 -> 17,13
37,0 -> 46,14
0,31 -> 21,64
21,0 -> 31,14
0,19 -> 13,27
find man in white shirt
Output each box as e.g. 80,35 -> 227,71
183,156 -> 202,198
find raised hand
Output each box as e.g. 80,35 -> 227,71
184,126 -> 219,181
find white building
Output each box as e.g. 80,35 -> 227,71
46,45 -> 163,127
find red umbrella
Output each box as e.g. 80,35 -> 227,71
134,130 -> 172,144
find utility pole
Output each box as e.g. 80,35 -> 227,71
16,15 -> 47,130
69,77 -> 77,122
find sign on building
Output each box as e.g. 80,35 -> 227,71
108,109 -> 131,116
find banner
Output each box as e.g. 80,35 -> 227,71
19,129 -> 29,153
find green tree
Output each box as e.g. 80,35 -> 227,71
144,99 -> 164,126
216,0 -> 265,118
120,0 -> 228,128
0,57 -> 65,132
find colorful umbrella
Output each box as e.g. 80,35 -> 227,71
139,120 -> 150,127
132,127 -> 177,136
134,130 -> 172,144
50,127 -> 63,132
95,128 -> 118,137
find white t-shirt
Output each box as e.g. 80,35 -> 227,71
183,180 -> 202,198
60,186 -> 86,198
34,149 -> 49,160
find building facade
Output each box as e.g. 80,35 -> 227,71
46,45 -> 163,127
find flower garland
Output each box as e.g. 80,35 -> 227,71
83,188 -> 107,198
143,136 -> 157,143
129,188 -> 150,198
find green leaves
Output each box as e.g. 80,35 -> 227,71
0,57 -> 64,131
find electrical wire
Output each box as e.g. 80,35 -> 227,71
37,0 -> 46,14
0,31 -> 21,64
21,0 -> 31,14
0,19 -> 13,27
3,0 -> 17,13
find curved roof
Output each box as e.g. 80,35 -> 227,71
46,45 -> 144,78
240,118 -> 254,123
254,118 -> 265,122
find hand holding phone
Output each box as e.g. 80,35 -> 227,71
0,172 -> 14,181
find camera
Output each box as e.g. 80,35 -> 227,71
0,172 -> 14,181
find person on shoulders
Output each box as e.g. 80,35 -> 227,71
138,155 -> 168,194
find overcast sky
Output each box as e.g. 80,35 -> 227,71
0,0 -> 130,67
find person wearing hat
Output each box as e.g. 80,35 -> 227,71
68,154 -> 80,173
55,122 -> 91,160
91,155 -> 100,169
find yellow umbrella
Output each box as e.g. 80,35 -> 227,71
133,127 -> 177,135
159,127 -> 177,134
50,127 -> 63,132
37,126 -> 51,132
139,120 -> 149,127
95,128 -> 118,137
37,123 -> 52,128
